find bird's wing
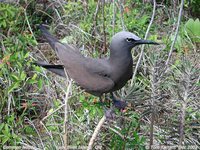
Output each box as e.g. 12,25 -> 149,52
55,42 -> 115,93
40,25 -> 114,93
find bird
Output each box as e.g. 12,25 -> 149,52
36,24 -> 158,99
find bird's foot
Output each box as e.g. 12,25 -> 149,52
112,98 -> 128,112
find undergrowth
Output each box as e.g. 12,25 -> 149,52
0,0 -> 199,149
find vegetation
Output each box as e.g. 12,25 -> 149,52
0,0 -> 199,149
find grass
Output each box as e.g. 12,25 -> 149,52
0,0 -> 199,149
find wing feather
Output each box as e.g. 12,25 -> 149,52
54,43 -> 114,94
40,25 -> 115,94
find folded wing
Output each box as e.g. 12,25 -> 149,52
39,25 -> 115,94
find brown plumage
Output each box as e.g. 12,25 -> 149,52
37,24 -> 158,96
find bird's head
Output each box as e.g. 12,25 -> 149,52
110,31 -> 159,51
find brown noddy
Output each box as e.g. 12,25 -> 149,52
37,25 -> 158,97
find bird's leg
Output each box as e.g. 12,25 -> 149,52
97,95 -> 114,119
110,92 -> 128,112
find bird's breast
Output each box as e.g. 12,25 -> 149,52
110,58 -> 133,91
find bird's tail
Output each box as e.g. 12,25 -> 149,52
34,61 -> 66,77
39,24 -> 59,49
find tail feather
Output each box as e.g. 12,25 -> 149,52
34,61 -> 66,77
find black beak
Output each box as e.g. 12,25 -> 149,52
135,39 -> 159,45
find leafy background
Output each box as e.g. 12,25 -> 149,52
0,0 -> 199,149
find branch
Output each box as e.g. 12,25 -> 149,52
63,78 -> 72,149
179,102 -> 186,147
149,65 -> 156,149
117,0 -> 126,30
87,115 -> 106,150
93,0 -> 100,36
130,0 -> 157,86
102,0 -> 107,53
165,0 -> 184,66
112,1 -> 116,34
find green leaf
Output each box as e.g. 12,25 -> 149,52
20,71 -> 26,81
4,124 -> 9,133
32,74 -> 37,80
2,136 -> 9,145
24,126 -> 35,134
8,82 -> 20,93
79,95 -> 85,102
2,20 -> 6,28
24,52 -> 30,58
2,124 -> 10,137
27,74 -> 38,84
38,78 -> 43,89
0,123 -> 4,131
185,18 -> 200,42
7,114 -> 15,123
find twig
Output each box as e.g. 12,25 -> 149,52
7,94 -> 12,116
26,118 -> 45,149
63,78 -> 72,149
102,0 -> 107,53
130,0 -> 157,86
24,9 -> 36,42
66,23 -> 103,41
87,115 -> 106,150
149,65 -> 156,149
39,121 -> 57,147
41,103 -> 65,121
117,0 -> 126,30
57,0 -> 66,12
179,102 -> 186,148
83,0 -> 88,14
165,0 -> 184,66
54,8 -> 63,24
112,1 -> 116,34
108,126 -> 124,140
179,69 -> 189,148
93,0 -> 100,35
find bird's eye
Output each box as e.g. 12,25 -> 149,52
126,38 -> 134,42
